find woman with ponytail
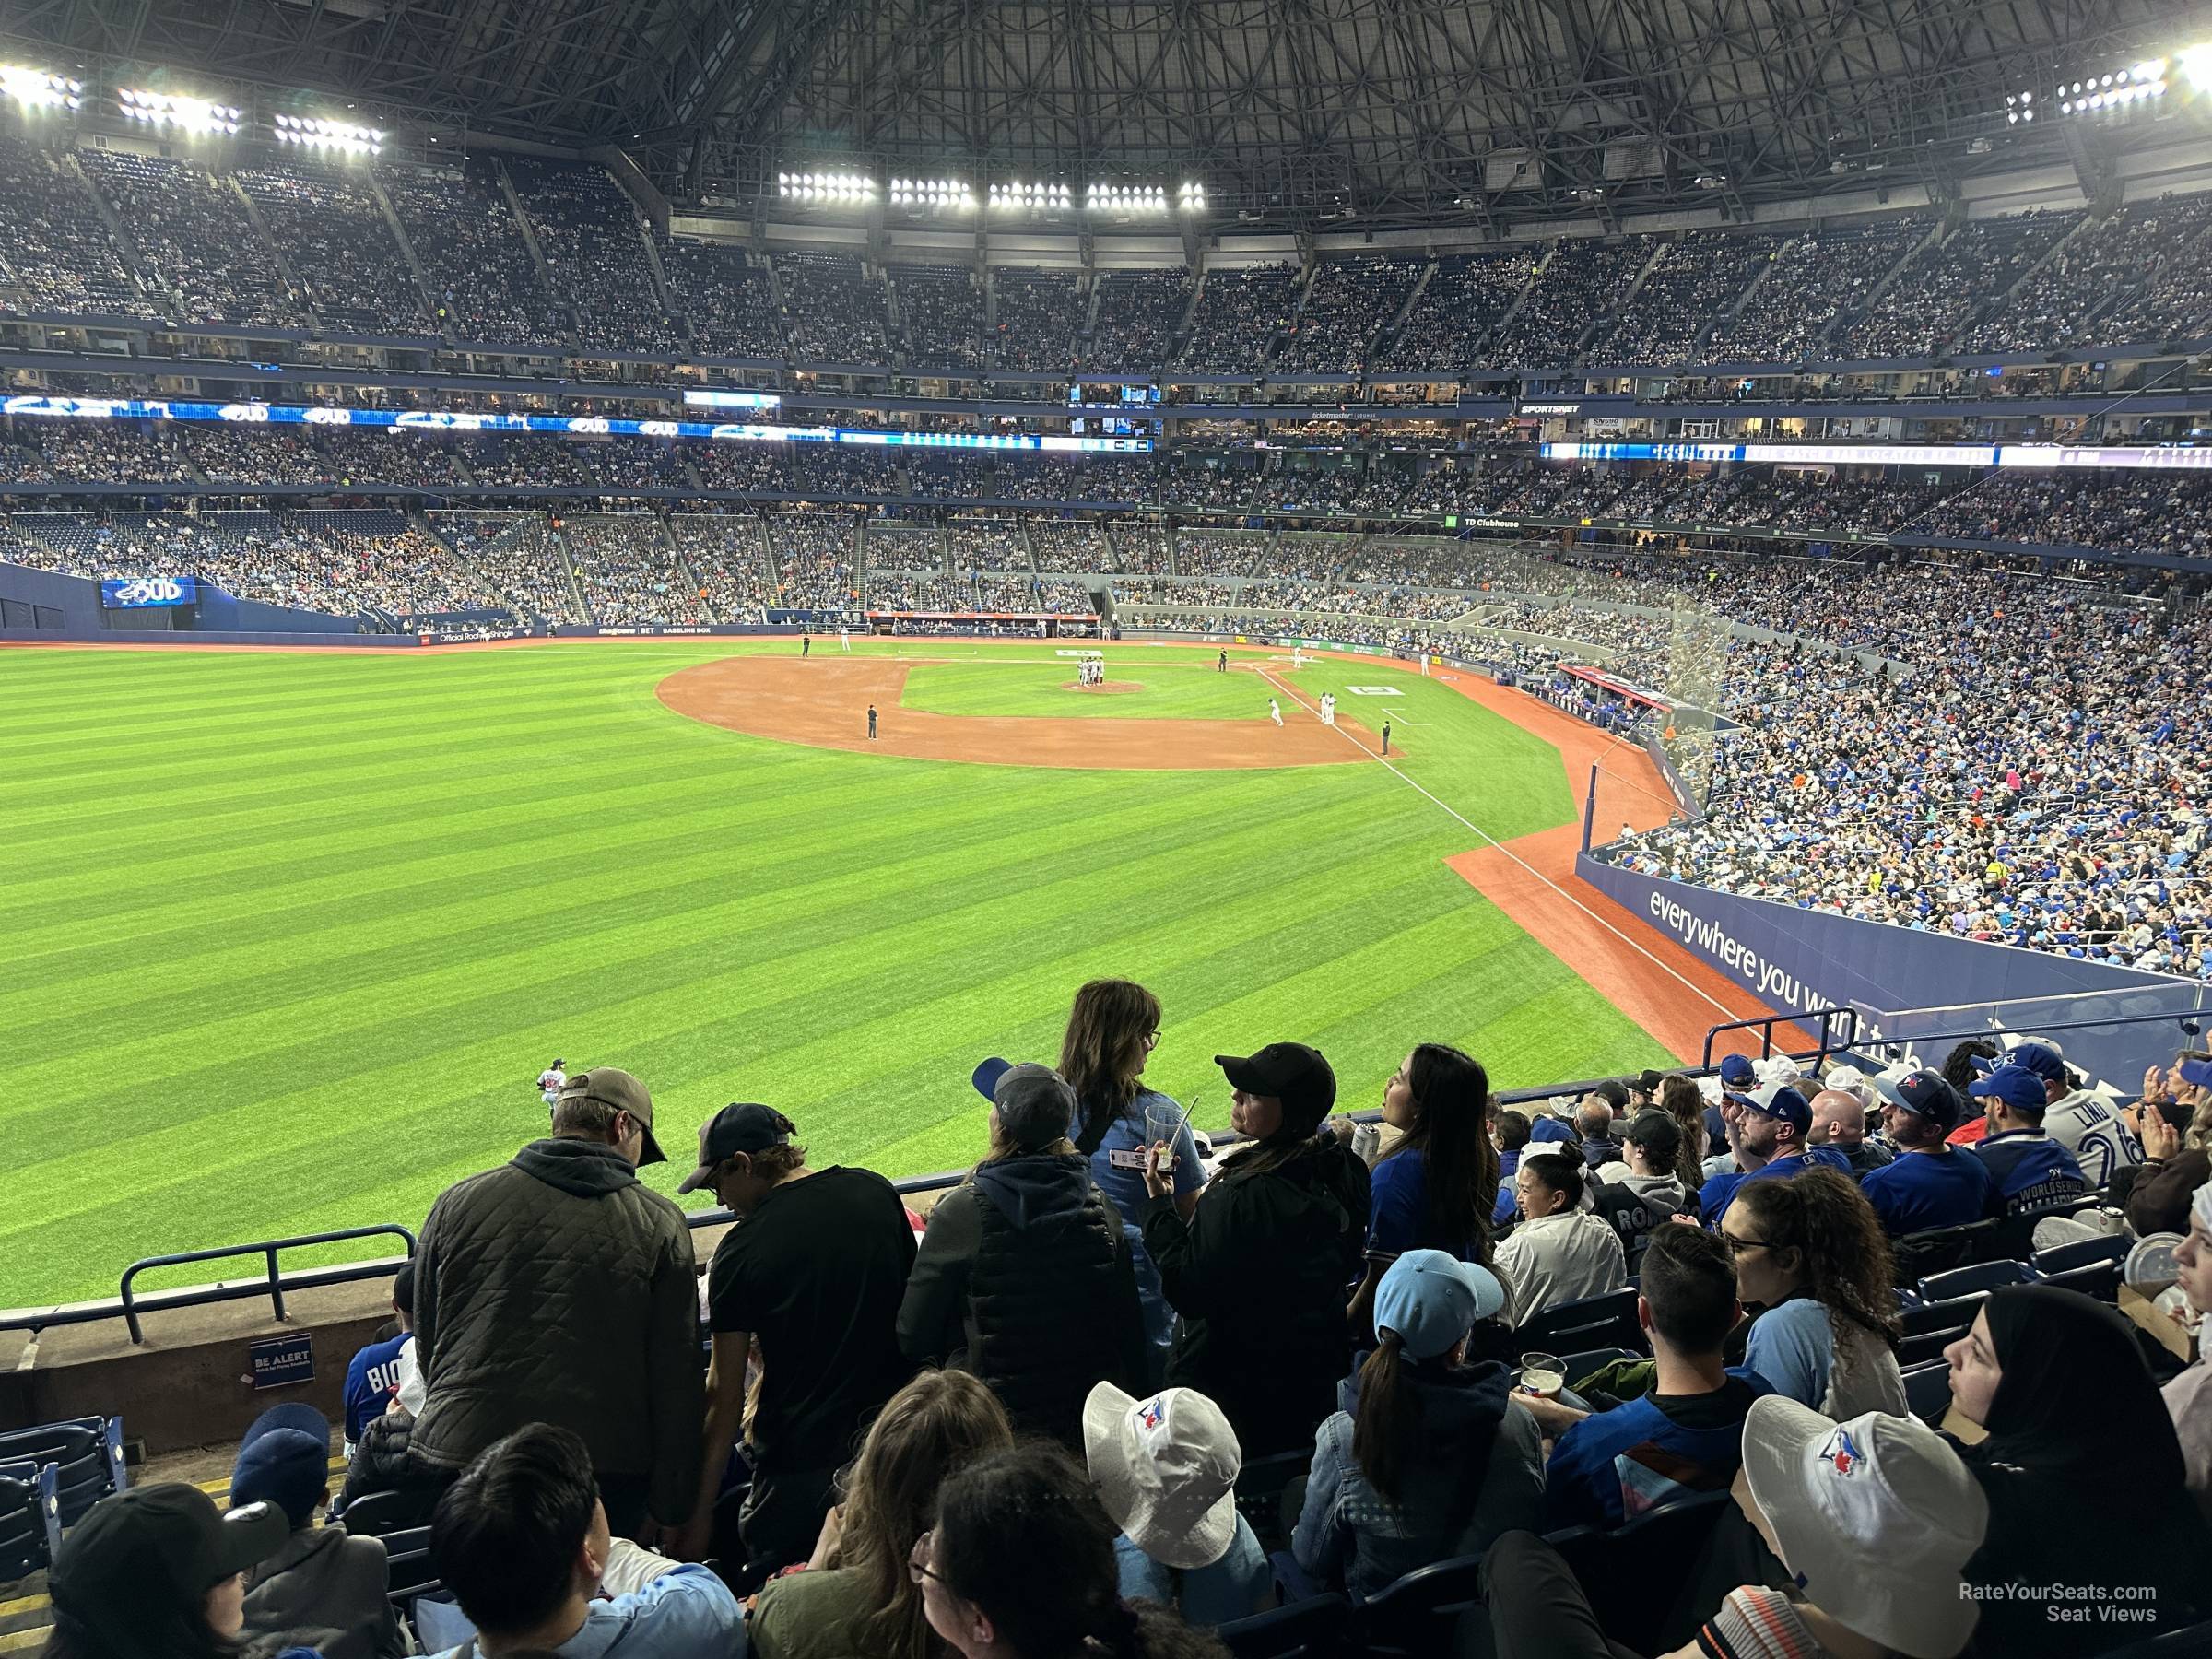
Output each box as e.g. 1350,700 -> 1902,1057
1058,979 -> 1204,1356
912,1441 -> 1228,1659
1719,1167 -> 1908,1418
1290,1251 -> 1540,1601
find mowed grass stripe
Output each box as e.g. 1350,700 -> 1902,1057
1,644 -> 1665,1302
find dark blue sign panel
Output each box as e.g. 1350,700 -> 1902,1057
247,1332 -> 315,1390
100,575 -> 198,608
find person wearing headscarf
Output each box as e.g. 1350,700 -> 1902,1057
2165,1177 -> 2212,1522
44,1484 -> 294,1659
1942,1285 -> 2212,1653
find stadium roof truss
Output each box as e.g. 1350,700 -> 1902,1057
0,0 -> 2189,226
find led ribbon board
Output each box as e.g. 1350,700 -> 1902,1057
0,396 -> 1153,453
1543,441 -> 2212,471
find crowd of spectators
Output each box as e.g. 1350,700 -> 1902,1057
0,124 -> 145,316
234,159 -> 429,338
1705,216 -> 1930,362
1833,210 -> 2078,360
427,511 -> 584,622
1030,521 -> 1116,571
563,512 -> 703,624
765,511 -> 861,608
383,159 -> 568,348
1488,239 -> 1646,370
1275,259 -> 1421,377
893,265 -> 988,372
865,523 -> 947,574
660,240 -> 787,359
777,253 -> 891,365
79,149 -> 300,328
1086,268 -> 1192,371
507,159 -> 679,357
990,265 -> 1086,370
1961,194 -> 2212,354
946,519 -> 1032,573
1381,250 -> 1534,373
667,512 -> 779,619
1590,233 -> 1788,368
1172,264 -> 1300,374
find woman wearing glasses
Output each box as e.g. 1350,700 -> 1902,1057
1716,1167 -> 1908,1418
910,1442 -> 1228,1659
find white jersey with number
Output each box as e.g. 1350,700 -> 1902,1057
2044,1090 -> 2142,1187
537,1066 -> 567,1105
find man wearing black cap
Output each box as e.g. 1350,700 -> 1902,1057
1859,1069 -> 2001,1236
411,1066 -> 702,1539
900,1063 -> 1149,1449
668,1103 -> 915,1575
1137,1042 -> 1370,1458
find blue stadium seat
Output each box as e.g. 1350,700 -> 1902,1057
1897,1293 -> 1988,1367
0,1417 -> 127,1525
2033,1232 -> 2129,1277
1557,1488 -> 1735,1653
1901,1359 -> 1954,1423
381,1524 -> 440,1601
1356,1549 -> 1488,1658
1233,1450 -> 1309,1555
1918,1259 -> 2034,1303
341,1486 -> 440,1538
0,1460 -> 63,1583
1519,1288 -> 1644,1355
1214,1592 -> 1350,1659
1889,1218 -> 1999,1285
2039,1257 -> 2122,1303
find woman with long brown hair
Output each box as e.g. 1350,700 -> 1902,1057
1058,978 -> 1203,1357
751,1370 -> 1016,1659
1657,1073 -> 1710,1190
1718,1167 -> 1907,1418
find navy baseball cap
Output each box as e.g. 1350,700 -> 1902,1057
1744,1082 -> 1812,1135
1872,1068 -> 1964,1132
1717,1054 -> 1759,1093
972,1060 -> 1077,1149
231,1404 -> 331,1528
676,1103 -> 794,1194
2004,1041 -> 2066,1086
2180,1056 -> 2212,1090
1969,1065 -> 2048,1113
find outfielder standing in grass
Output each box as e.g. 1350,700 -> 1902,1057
1218,649 -> 1228,672
1382,719 -> 1392,756
802,632 -> 810,657
867,703 -> 878,740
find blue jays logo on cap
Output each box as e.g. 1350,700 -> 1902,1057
1138,1396 -> 1166,1431
1821,1426 -> 1863,1477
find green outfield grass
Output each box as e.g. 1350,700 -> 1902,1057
0,639 -> 1666,1306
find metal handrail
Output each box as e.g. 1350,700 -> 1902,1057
115,1225 -> 418,1345
1701,1007 -> 1861,1068
1700,1003 -> 2207,1074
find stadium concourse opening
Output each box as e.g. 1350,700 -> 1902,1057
655,650 -> 1383,769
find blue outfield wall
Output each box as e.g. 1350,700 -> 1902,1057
1576,855 -> 2210,1086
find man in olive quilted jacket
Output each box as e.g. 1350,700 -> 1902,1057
411,1067 -> 704,1536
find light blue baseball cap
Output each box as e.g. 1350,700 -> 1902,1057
1373,1249 -> 1506,1360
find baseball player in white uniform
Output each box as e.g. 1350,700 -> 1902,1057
537,1059 -> 567,1108
1268,699 -> 1284,727
840,628 -> 852,652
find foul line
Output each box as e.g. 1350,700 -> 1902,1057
1254,666 -> 1742,1021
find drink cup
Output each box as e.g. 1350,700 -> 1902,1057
1145,1102 -> 1181,1172
1518,1351 -> 1566,1397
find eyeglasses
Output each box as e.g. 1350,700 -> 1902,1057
1143,1030 -> 1160,1048
1719,1232 -> 1771,1258
909,1528 -> 947,1588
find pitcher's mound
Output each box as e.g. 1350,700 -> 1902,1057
1061,679 -> 1145,694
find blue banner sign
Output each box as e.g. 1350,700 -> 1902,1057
247,1332 -> 315,1390
100,575 -> 197,608
1,395 -> 1152,453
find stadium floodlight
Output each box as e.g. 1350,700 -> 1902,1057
2181,43 -> 2212,93
1,65 -> 81,109
277,113 -> 382,155
117,88 -> 241,135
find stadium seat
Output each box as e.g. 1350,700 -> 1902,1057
0,1460 -> 63,1583
1559,1488 -> 1735,1654
341,1485 -> 441,1538
2033,1232 -> 2130,1276
1897,1293 -> 1988,1367
2040,1257 -> 2123,1303
1214,1593 -> 1351,1659
1232,1449 -> 1309,1555
2102,1619 -> 2212,1657
1918,1259 -> 2034,1302
0,1417 -> 127,1525
381,1524 -> 441,1601
1357,1550 -> 1488,1659
1901,1359 -> 1954,1424
1889,1218 -> 2002,1286
1519,1288 -> 1645,1355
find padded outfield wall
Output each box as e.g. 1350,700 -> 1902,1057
1576,856 -> 2209,1086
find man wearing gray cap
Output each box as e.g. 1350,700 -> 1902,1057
900,1061 -> 1150,1447
411,1066 -> 702,1539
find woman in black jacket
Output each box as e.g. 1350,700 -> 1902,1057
1140,1043 -> 1371,1458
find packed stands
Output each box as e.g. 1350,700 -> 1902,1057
1705,215 -> 1929,361
564,512 -> 702,623
1276,258 -> 1422,376
1962,194 -> 2212,352
660,239 -> 786,358
1173,263 -> 1299,373
1028,521 -> 1116,572
1383,250 -> 1533,372
946,518 -> 1032,573
383,159 -> 567,347
1590,232 -> 1788,367
427,511 -> 583,621
506,159 -> 677,356
0,125 -> 147,317
77,149 -> 298,327
990,265 -> 1085,370
1489,238 -> 1646,369
1085,267 -> 1190,370
1833,209 -> 2077,359
233,159 -> 427,336
763,510 -> 860,609
668,512 -> 779,619
776,251 -> 890,364
891,263 -> 987,371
